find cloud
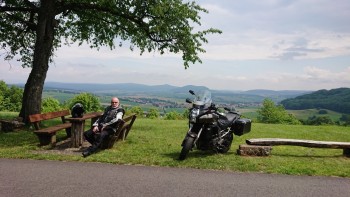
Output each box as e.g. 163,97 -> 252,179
271,37 -> 326,60
198,0 -> 350,61
304,66 -> 350,83
2,0 -> 350,92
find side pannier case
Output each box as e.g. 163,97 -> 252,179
232,118 -> 251,136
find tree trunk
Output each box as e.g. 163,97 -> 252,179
19,0 -> 56,124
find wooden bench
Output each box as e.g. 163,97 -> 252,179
238,138 -> 350,157
29,110 -> 72,146
100,113 -> 137,149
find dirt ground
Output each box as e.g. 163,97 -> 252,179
32,138 -> 91,156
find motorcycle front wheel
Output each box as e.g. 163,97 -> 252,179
179,136 -> 195,160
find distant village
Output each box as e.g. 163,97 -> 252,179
120,97 -> 261,110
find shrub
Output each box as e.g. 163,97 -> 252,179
257,98 -> 301,125
0,80 -> 23,111
318,109 -> 328,114
65,92 -> 101,112
128,106 -> 144,117
306,116 -> 335,125
146,108 -> 160,119
164,111 -> 183,120
41,97 -> 62,113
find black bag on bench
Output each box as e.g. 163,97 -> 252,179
71,103 -> 85,118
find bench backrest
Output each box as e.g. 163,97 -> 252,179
116,113 -> 137,140
29,110 -> 70,130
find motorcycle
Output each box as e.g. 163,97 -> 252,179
179,90 -> 251,160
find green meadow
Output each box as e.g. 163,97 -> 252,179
0,114 -> 349,178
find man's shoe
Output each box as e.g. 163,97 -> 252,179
82,150 -> 92,158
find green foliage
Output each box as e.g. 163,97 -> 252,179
281,88 -> 350,114
41,97 -> 62,113
43,90 -> 77,103
339,114 -> 350,126
0,80 -> 23,112
340,114 -> 350,124
1,1 -> 221,68
146,108 -> 160,119
257,98 -> 301,125
164,111 -> 183,120
1,1 -> 221,121
304,116 -> 335,125
318,109 -> 328,114
65,93 -> 102,112
128,106 -> 144,117
182,109 -> 189,119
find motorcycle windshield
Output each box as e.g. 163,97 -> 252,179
193,90 -> 212,108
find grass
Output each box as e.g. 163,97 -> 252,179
0,116 -> 350,178
288,109 -> 343,122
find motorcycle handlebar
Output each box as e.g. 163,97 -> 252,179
195,103 -> 240,119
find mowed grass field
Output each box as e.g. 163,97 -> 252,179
0,113 -> 349,178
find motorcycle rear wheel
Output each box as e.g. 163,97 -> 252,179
179,136 -> 195,160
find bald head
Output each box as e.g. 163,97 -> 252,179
111,97 -> 120,108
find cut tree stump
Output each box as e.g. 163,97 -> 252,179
237,144 -> 272,156
0,117 -> 25,132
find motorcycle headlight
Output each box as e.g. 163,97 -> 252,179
190,108 -> 199,123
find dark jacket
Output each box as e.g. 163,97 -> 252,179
93,106 -> 124,131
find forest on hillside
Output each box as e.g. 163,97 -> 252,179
281,88 -> 350,114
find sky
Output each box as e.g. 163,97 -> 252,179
1,0 -> 350,91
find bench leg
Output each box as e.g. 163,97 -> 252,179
35,133 -> 56,146
344,148 -> 350,157
118,128 -> 128,141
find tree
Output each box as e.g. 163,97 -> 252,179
128,106 -> 144,117
0,80 -> 23,111
339,114 -> 350,126
66,92 -> 101,112
257,98 -> 301,125
164,111 -> 182,120
0,0 -> 221,123
182,108 -> 189,119
146,108 -> 159,119
305,116 -> 334,125
41,97 -> 62,113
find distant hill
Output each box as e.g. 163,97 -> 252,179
281,87 -> 350,114
43,82 -> 177,93
12,82 -> 311,103
243,89 -> 312,97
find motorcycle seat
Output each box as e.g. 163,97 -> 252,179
226,112 -> 238,123
218,112 -> 238,129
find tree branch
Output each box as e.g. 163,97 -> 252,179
0,6 -> 36,12
58,2 -> 139,23
5,12 -> 36,31
23,0 -> 37,9
58,2 -> 173,43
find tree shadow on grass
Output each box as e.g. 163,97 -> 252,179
271,153 -> 346,158
0,130 -> 81,152
0,130 -> 38,147
163,150 -> 236,161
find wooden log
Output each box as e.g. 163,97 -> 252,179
246,138 -> 350,149
237,144 -> 272,156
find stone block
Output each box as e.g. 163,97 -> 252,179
237,144 -> 272,156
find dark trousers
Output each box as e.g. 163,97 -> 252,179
83,127 -> 114,152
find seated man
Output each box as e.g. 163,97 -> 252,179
82,97 -> 124,157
